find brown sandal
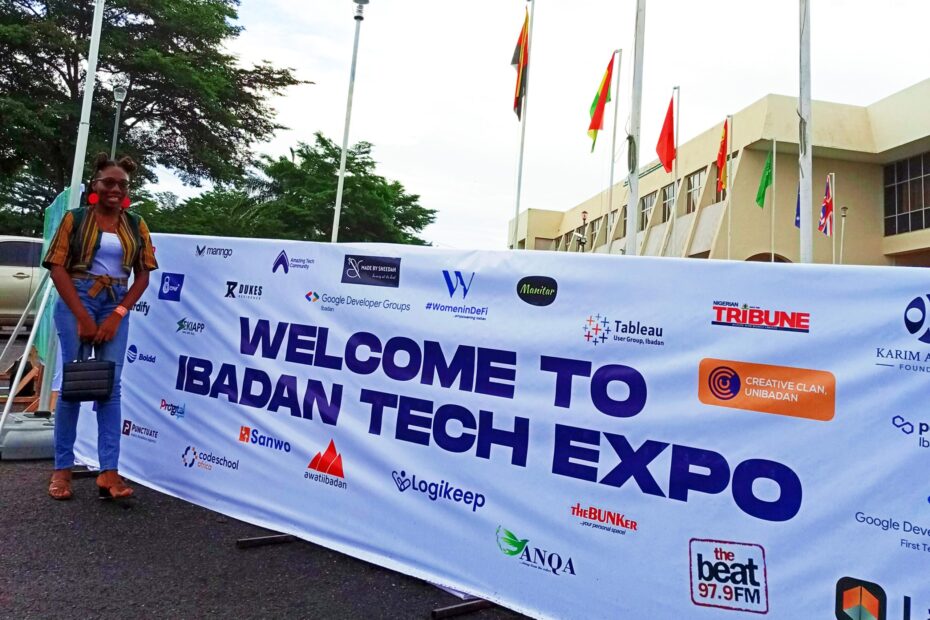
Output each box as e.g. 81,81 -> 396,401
96,470 -> 134,500
48,469 -> 73,500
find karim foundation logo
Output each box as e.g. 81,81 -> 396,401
835,577 -> 886,620
304,440 -> 347,490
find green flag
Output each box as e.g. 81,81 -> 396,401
755,150 -> 773,208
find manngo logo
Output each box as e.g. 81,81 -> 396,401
712,300 -> 810,333
391,469 -> 486,512
238,426 -> 291,452
495,526 -> 576,576
835,577 -> 886,620
305,440 -> 347,490
195,244 -> 233,258
690,539 -> 768,614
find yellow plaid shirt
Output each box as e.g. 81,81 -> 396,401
43,208 -> 158,274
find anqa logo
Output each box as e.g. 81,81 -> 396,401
495,526 -> 576,576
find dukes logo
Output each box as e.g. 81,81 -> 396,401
712,300 -> 810,333
496,526 -> 576,576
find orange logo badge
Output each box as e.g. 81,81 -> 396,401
698,358 -> 835,421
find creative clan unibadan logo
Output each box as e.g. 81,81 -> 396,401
711,300 -> 810,333
495,526 -> 576,576
581,313 -> 664,347
698,358 -> 835,422
516,276 -> 557,306
304,440 -> 347,489
341,254 -> 401,288
689,539 -> 768,614
905,294 -> 930,344
391,469 -> 486,512
195,244 -> 233,258
158,272 -> 184,302
272,249 -> 314,274
835,577 -> 886,620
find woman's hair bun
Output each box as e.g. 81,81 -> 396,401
117,156 -> 137,175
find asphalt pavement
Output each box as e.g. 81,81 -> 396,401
0,459 -> 527,620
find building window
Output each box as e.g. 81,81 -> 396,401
639,192 -> 657,231
661,182 -> 677,222
884,153 -> 928,236
608,209 -> 617,235
617,206 -> 627,238
686,168 -> 706,214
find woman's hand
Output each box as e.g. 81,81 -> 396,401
77,314 -> 99,342
94,313 -> 123,344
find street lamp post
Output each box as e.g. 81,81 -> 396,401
110,85 -> 128,159
578,210 -> 588,252
331,0 -> 370,244
840,206 -> 848,264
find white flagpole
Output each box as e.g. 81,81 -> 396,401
625,0 -> 646,257
771,138 -> 777,262
799,0 -> 813,262
726,115 -> 733,260
605,48 -> 622,250
512,0 -> 536,250
831,172 -> 837,264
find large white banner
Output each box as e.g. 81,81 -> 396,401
75,234 -> 930,618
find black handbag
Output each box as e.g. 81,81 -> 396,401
61,344 -> 115,402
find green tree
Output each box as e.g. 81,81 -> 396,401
0,0 -> 302,219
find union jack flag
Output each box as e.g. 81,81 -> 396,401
818,176 -> 834,237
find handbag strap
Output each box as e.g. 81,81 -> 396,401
76,343 -> 97,362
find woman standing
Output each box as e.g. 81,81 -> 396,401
43,153 -> 158,501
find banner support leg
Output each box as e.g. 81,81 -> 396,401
431,597 -> 496,619
235,534 -> 298,549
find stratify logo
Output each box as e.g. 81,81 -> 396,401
905,295 -> 930,344
690,539 -> 768,614
238,426 -> 291,452
708,366 -> 741,401
273,250 -> 289,274
712,300 -> 810,333
442,270 -> 475,299
835,577 -> 886,620
305,440 -> 347,490
495,526 -> 576,576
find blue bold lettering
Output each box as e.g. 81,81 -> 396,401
552,424 -> 599,482
313,327 -> 343,370
383,337 -> 422,382
239,368 -> 272,408
284,322 -> 317,365
476,410 -> 528,467
239,318 -> 287,359
590,364 -> 647,418
600,433 -> 667,497
346,332 -> 382,375
668,444 -> 730,502
732,459 -> 803,522
360,388 -> 398,435
396,396 -> 433,446
539,356 -> 591,408
302,379 -> 342,425
183,356 -> 213,395
475,348 -> 516,399
422,341 -> 475,392
433,404 -> 477,453
267,374 -> 301,417
209,363 -> 239,402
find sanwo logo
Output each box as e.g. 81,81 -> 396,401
442,270 -> 474,299
708,366 -> 740,400
905,295 -> 930,344
391,470 -> 486,512
495,526 -> 576,576
238,426 -> 291,452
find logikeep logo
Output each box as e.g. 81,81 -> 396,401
689,539 -> 768,614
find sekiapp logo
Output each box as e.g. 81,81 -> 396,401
273,249 -> 314,274
425,270 -> 488,320
391,469 -> 486,512
698,358 -> 835,421
158,272 -> 184,302
690,539 -> 768,614
225,281 -> 262,300
181,445 -> 238,472
341,254 -> 401,288
121,419 -> 158,443
835,577 -> 886,620
132,300 -> 150,316
516,276 -> 557,306
238,426 -> 291,452
126,344 -> 155,364
176,317 -> 205,335
712,300 -> 810,333
159,399 -> 185,419
496,526 -> 576,576
581,313 -> 665,347
195,244 -> 233,258
570,502 -> 637,536
305,439 -> 347,490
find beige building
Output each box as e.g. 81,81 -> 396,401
509,79 -> 930,267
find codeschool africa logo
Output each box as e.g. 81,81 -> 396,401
495,526 -> 576,576
180,445 -> 238,472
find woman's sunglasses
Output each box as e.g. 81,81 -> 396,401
95,177 -> 130,191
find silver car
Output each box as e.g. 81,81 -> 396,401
0,236 -> 43,325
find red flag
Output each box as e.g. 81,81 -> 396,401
512,9 -> 529,119
716,119 -> 729,192
656,97 -> 675,172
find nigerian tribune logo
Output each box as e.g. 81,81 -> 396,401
304,440 -> 347,490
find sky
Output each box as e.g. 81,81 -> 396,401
153,0 -> 930,250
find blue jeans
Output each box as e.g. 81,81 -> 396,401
53,278 -> 130,470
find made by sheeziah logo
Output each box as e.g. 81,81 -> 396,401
341,255 -> 401,288
272,250 -> 314,274
689,539 -> 768,614
158,273 -> 184,302
391,469 -> 486,512
121,419 -> 158,443
495,526 -> 576,576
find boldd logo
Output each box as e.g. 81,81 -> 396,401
126,344 -> 155,364
905,294 -> 930,344
238,426 -> 291,452
159,399 -> 185,419
391,469 -> 486,512
496,526 -> 576,576
158,272 -> 184,302
516,276 -> 557,306
835,577 -> 886,620
690,539 -> 768,614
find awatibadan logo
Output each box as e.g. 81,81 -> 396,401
305,440 -> 347,490
392,470 -> 486,512
495,526 -> 576,576
181,446 -> 239,472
